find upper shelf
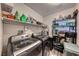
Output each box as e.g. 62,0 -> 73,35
2,18 -> 43,28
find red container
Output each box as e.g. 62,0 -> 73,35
6,14 -> 15,21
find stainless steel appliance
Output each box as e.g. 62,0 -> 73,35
7,34 -> 42,56
32,34 -> 49,56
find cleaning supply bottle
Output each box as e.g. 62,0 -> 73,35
15,11 -> 19,21
20,14 -> 27,23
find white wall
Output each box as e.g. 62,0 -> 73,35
76,4 -> 79,46
0,4 -> 3,55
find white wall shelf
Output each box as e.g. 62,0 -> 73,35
2,18 -> 43,28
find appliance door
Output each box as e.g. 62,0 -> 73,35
26,45 -> 42,56
43,39 -> 50,56
17,44 -> 42,56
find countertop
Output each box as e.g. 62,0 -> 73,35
64,42 -> 79,55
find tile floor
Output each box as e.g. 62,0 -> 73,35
48,49 -> 63,56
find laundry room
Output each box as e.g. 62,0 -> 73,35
0,3 -> 79,56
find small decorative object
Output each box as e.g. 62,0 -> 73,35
7,14 -> 15,20
15,11 -> 19,21
32,18 -> 36,24
30,17 -> 33,23
67,14 -> 72,19
32,17 -> 37,24
26,16 -> 30,23
72,9 -> 78,19
64,16 -> 67,19
36,21 -> 42,25
20,14 -> 27,23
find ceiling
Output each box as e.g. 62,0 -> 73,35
25,3 -> 76,17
